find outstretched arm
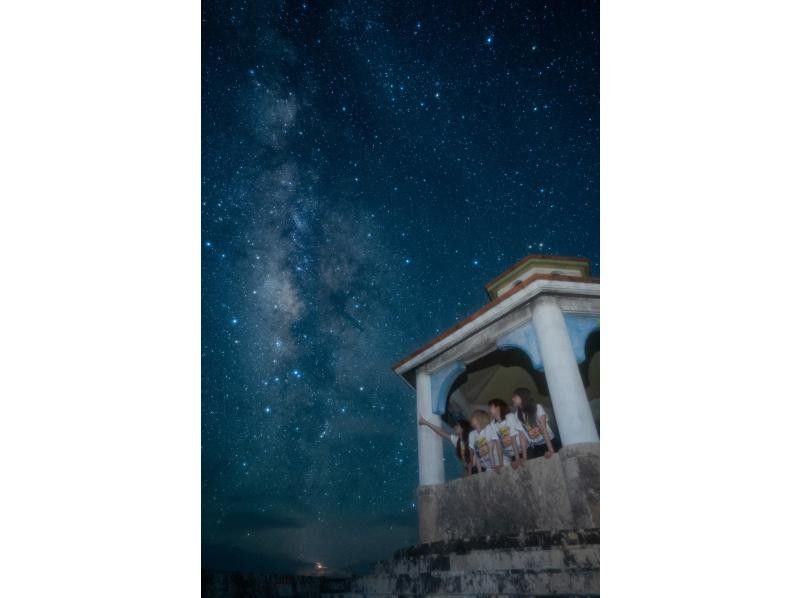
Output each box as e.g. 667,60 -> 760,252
418,416 -> 452,441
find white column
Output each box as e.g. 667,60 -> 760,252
532,298 -> 599,445
416,370 -> 445,486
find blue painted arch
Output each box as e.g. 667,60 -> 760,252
428,314 -> 599,416
430,361 -> 466,416
496,320 -> 544,371
565,314 -> 600,364
495,314 -> 600,371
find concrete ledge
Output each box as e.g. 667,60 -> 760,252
418,443 -> 599,544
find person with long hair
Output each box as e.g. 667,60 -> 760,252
511,387 -> 560,459
418,415 -> 477,476
488,398 -> 527,468
469,409 -> 502,473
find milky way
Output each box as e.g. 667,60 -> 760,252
202,0 -> 599,573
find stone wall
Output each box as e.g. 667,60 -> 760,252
417,443 -> 599,544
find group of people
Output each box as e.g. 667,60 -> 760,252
419,387 -> 562,476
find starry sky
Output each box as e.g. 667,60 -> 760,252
202,0 -> 599,574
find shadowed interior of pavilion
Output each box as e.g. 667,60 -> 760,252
439,339 -> 599,480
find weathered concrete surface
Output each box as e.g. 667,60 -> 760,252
353,528 -> 600,597
418,442 -> 599,544
559,443 -> 600,529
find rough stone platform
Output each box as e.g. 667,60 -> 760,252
349,528 -> 600,597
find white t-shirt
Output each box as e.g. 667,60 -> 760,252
492,413 -> 525,463
519,404 -> 555,446
469,425 -> 498,470
449,433 -> 458,447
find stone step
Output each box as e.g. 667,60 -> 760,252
352,567 -> 599,597
353,544 -> 599,596
369,544 -> 599,577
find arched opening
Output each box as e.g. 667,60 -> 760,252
437,347 -> 556,480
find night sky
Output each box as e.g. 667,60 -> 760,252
202,0 -> 599,574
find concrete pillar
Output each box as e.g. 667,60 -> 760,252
416,370 -> 445,486
532,298 -> 599,445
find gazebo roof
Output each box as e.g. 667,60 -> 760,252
483,254 -> 592,300
392,267 -> 598,375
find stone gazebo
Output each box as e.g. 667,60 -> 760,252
393,255 -> 600,544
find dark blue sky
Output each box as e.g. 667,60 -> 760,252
202,0 -> 598,573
